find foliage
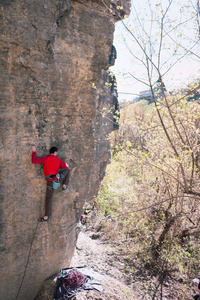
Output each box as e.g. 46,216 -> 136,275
96,98 -> 200,298
98,1 -> 200,297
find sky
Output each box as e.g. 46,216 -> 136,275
110,0 -> 200,102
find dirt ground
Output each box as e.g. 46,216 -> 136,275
35,219 -> 200,299
69,227 -> 142,300
68,218 -> 200,300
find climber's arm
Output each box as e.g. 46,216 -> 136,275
60,159 -> 69,169
31,146 -> 46,164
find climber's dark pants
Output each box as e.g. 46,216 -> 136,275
60,168 -> 70,186
45,182 -> 54,217
45,168 -> 70,217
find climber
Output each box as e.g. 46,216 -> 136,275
31,146 -> 70,222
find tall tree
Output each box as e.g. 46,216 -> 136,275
99,0 -> 200,297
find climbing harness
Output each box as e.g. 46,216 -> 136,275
46,174 -> 60,190
45,173 -> 65,190
45,174 -> 59,180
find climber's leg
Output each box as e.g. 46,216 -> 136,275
45,181 -> 54,218
59,168 -> 70,189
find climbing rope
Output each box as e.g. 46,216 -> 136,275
15,215 -> 42,300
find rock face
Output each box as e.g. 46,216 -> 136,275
0,1 -> 130,299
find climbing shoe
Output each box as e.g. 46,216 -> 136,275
62,185 -> 69,191
38,217 -> 49,222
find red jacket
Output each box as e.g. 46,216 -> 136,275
32,152 -> 68,181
